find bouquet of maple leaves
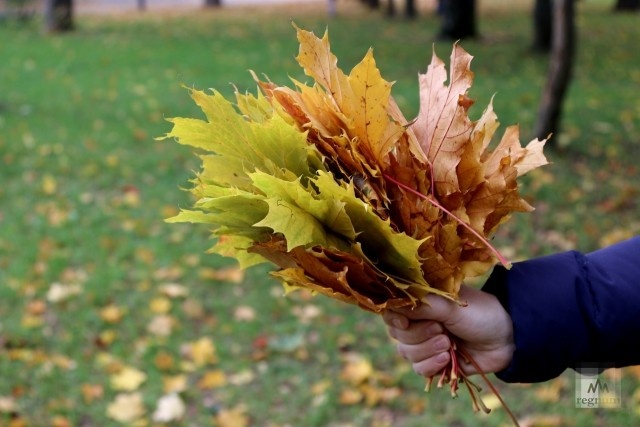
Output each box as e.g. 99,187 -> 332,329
163,25 -> 547,417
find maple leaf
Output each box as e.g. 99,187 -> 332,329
110,366 -> 147,391
152,393 -> 186,423
106,393 -> 145,423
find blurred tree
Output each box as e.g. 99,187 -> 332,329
138,0 -> 146,11
204,0 -> 222,6
44,0 -> 73,32
532,0 -> 552,52
534,0 -> 575,142
361,0 -> 381,7
405,0 -> 417,18
360,0 -> 417,18
438,0 -> 477,40
614,0 -> 639,10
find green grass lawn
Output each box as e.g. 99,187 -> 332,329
0,1 -> 639,426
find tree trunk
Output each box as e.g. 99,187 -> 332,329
534,0 -> 576,142
44,0 -> 73,32
532,0 -> 553,52
386,0 -> 396,16
614,0 -> 639,11
360,0 -> 380,8
438,0 -> 477,40
204,0 -> 222,6
406,0 -> 417,18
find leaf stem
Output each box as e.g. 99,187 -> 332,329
382,173 -> 511,268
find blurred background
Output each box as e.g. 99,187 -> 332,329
0,0 -> 638,425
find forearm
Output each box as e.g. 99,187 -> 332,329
483,236 -> 640,383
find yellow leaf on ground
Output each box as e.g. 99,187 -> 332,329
199,266 -> 244,283
0,396 -> 17,413
147,315 -> 175,337
534,377 -> 567,403
152,393 -> 186,423
100,304 -> 125,324
163,375 -> 188,394
339,388 -> 363,405
159,283 -> 189,298
198,370 -> 227,389
188,337 -> 218,367
81,384 -> 104,404
233,305 -> 256,321
152,351 -> 175,371
41,174 -> 57,195
46,283 -> 82,303
106,393 -> 145,423
50,416 -> 71,427
215,405 -> 249,427
149,297 -> 172,314
518,414 -> 573,427
341,353 -> 373,385
110,366 -> 147,391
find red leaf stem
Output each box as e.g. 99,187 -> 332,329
382,173 -> 512,268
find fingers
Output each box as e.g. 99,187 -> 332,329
411,349 -> 451,377
383,303 -> 455,378
396,334 -> 451,377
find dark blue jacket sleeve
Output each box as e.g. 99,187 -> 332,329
482,236 -> 640,383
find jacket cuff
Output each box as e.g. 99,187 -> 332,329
482,251 -> 593,383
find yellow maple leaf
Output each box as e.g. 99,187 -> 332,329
110,366 -> 147,391
188,337 -> 218,367
106,393 -> 145,423
215,405 -> 250,427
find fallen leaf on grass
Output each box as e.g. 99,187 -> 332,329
163,375 -> 188,394
197,370 -> 227,389
233,305 -> 256,321
198,266 -> 245,283
153,351 -> 175,371
149,297 -> 172,314
0,396 -> 17,412
339,388 -> 363,405
110,366 -> 147,391
361,384 -> 401,407
215,405 -> 249,427
159,283 -> 189,298
534,377 -> 567,403
227,369 -> 255,386
26,300 -> 47,315
100,304 -> 125,324
46,283 -> 82,303
185,337 -> 218,367
81,384 -> 104,404
291,304 -> 322,324
341,353 -> 373,385
147,314 -> 175,337
518,414 -> 574,427
106,393 -> 145,423
50,416 -> 72,427
152,393 -> 186,423
181,299 -> 205,319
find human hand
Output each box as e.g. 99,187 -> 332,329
383,285 -> 515,378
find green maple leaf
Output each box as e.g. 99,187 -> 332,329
312,171 -> 428,287
161,88 -> 324,188
250,171 -> 355,251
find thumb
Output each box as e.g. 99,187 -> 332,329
393,293 -> 465,324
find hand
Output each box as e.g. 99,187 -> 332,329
383,285 -> 515,378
